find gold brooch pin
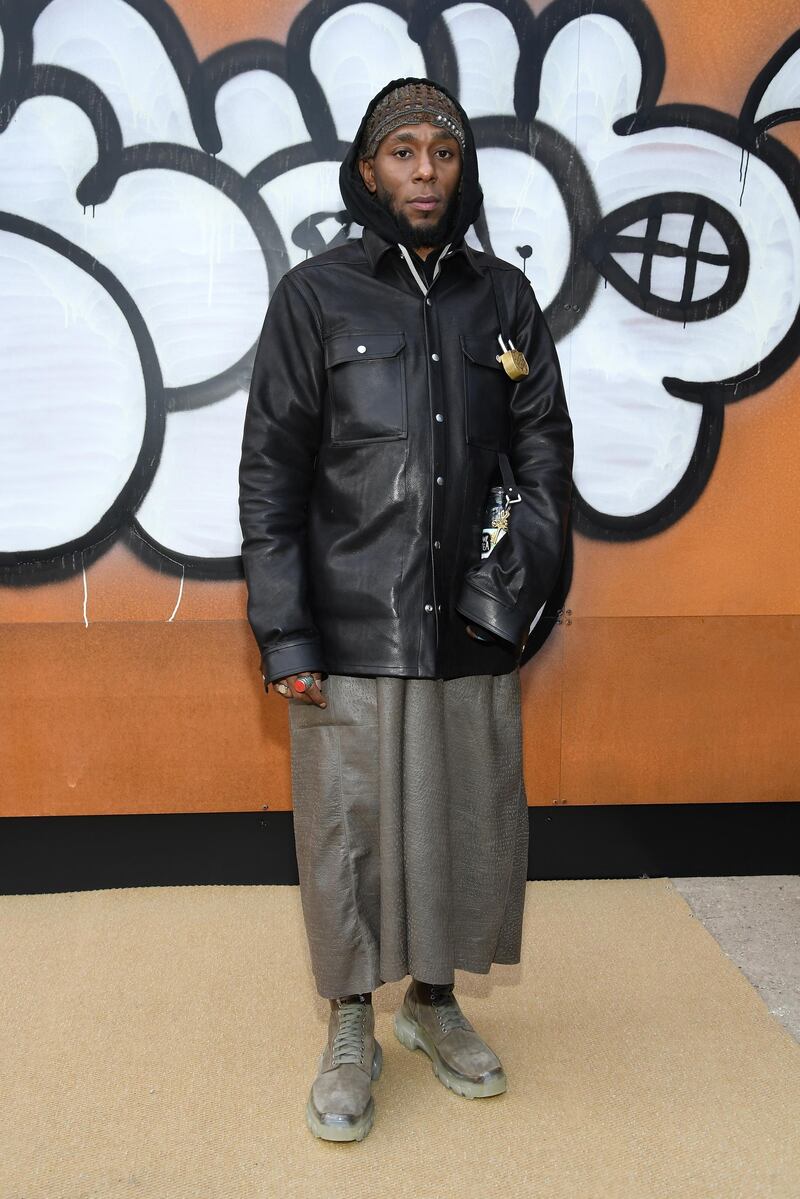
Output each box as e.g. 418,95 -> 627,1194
496,333 -> 529,380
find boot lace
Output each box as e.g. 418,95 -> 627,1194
331,1002 -> 366,1066
430,986 -> 471,1035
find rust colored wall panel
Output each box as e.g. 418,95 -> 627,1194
560,616 -> 800,806
521,625 -> 564,807
1,622 -> 290,817
1,618 -> 566,816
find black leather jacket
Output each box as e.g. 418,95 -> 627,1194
238,225 -> 574,686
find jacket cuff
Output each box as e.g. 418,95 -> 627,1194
455,580 -> 529,652
261,638 -> 325,685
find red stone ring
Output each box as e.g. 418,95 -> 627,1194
293,673 -> 315,693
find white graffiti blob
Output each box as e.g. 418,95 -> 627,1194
0,98 -> 269,388
259,160 -> 350,269
536,13 -> 800,518
0,234 -> 146,551
439,3 -> 519,118
754,43 -> 800,125
471,147 -> 569,307
135,392 -> 248,558
34,0 -> 202,148
309,3 -> 427,140
214,73 -> 309,177
0,1 -> 275,562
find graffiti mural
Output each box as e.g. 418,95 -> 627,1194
1,0 -> 799,590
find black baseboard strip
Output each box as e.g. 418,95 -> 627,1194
0,803 -> 797,895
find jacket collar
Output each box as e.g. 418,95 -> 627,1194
361,225 -> 484,278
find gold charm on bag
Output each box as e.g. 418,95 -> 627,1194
496,333 -> 529,380
480,485 -> 518,559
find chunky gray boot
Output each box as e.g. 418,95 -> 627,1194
394,980 -> 507,1098
306,994 -> 383,1141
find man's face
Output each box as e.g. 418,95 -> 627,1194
358,121 -> 463,251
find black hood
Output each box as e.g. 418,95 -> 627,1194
338,76 -> 484,251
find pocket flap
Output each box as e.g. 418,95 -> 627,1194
325,331 -> 406,368
460,334 -> 504,370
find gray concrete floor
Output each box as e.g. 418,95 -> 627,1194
670,875 -> 800,1044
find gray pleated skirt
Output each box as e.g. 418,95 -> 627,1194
287,670 -> 529,999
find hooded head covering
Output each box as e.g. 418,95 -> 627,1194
338,76 -> 484,252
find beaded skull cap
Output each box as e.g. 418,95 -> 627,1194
359,82 -> 465,160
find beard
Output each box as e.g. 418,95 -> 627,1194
373,178 -> 461,249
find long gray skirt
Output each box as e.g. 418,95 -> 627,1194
287,670 -> 529,998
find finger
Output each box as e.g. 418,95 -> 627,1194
305,676 -> 326,708
282,673 -> 325,705
274,676 -> 303,700
287,673 -> 325,707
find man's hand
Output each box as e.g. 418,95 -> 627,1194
273,671 -> 327,708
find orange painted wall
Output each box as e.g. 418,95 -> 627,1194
2,0 -> 799,815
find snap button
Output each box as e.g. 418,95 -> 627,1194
424,603 -> 433,612
435,413 -> 444,422
357,344 -> 366,353
434,540 -> 441,549
436,476 -> 444,486
426,298 -> 432,306
431,352 -> 439,361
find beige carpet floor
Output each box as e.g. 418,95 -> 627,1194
1,879 -> 799,1199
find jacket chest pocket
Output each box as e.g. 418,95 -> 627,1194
461,335 -> 512,452
324,331 -> 407,445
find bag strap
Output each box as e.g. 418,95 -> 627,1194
488,267 -> 513,347
488,269 -> 522,504
498,452 -> 520,504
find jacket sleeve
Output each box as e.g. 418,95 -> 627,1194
238,272 -> 325,684
455,272 -> 574,651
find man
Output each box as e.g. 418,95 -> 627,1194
238,77 -> 573,1142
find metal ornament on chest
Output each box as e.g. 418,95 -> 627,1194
496,334 -> 529,380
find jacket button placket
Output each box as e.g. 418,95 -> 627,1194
425,289 -> 446,667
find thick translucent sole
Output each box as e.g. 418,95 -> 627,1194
393,1008 -> 507,1099
305,1039 -> 383,1142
